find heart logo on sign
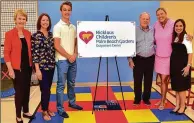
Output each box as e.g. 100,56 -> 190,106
79,31 -> 94,44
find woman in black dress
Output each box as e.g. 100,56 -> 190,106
170,19 -> 193,115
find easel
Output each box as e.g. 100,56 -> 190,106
92,15 -> 126,114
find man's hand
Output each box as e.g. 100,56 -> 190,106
68,54 -> 77,63
129,60 -> 135,69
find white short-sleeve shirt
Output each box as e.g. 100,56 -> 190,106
183,34 -> 193,54
53,19 -> 77,61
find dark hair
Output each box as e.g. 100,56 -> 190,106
37,13 -> 52,31
156,8 -> 167,15
60,1 -> 72,11
172,19 -> 187,43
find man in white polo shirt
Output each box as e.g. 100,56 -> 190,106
53,1 -> 83,118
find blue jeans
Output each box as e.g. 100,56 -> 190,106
56,60 -> 77,114
52,66 -> 58,82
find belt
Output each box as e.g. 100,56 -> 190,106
136,54 -> 154,59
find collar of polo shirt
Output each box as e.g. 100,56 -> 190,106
139,26 -> 150,32
59,19 -> 72,26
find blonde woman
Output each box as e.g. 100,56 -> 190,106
154,8 -> 193,110
4,9 -> 35,123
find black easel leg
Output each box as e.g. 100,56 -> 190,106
107,57 -> 108,101
92,57 -> 102,114
115,57 -> 126,111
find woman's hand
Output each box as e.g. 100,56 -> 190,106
182,65 -> 190,77
35,69 -> 42,80
8,68 -> 15,79
186,34 -> 193,42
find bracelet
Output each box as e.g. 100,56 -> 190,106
187,64 -> 191,67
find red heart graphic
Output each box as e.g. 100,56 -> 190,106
79,31 -> 94,44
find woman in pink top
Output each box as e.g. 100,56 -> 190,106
154,8 -> 173,110
154,8 -> 193,110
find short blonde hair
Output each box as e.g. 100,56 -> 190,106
14,9 -> 28,21
156,8 -> 167,14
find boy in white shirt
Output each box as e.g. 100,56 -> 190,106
53,1 -> 83,118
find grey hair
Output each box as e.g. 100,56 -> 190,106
139,12 -> 150,19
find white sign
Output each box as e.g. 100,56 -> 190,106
77,21 -> 136,57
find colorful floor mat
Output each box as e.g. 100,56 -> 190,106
31,85 -> 193,123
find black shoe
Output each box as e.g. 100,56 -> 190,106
23,113 -> 35,120
133,100 -> 140,105
176,107 -> 187,115
69,104 -> 83,110
143,100 -> 151,106
58,112 -> 69,118
170,108 -> 179,114
16,118 -> 23,123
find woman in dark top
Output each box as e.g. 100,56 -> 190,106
170,19 -> 193,115
4,9 -> 35,123
31,13 -> 55,121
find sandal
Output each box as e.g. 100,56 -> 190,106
155,100 -> 167,106
42,111 -> 51,121
158,104 -> 165,110
155,101 -> 161,106
47,110 -> 55,117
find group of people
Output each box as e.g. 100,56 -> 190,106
3,1 -> 193,123
128,8 -> 193,116
4,1 -> 82,123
